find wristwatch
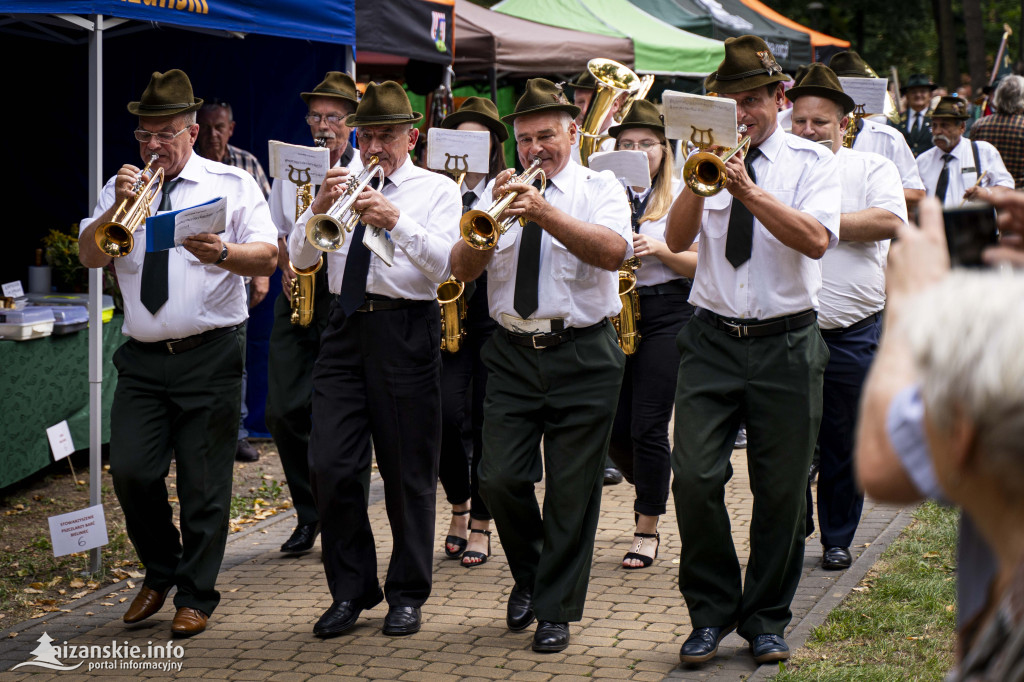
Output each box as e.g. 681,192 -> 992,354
215,244 -> 229,265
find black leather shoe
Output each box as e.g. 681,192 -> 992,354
603,467 -> 624,485
281,522 -> 320,554
312,588 -> 384,638
382,605 -> 421,636
822,546 -> 852,570
235,439 -> 260,462
750,633 -> 790,664
506,584 -> 535,631
678,623 -> 737,665
532,621 -> 569,652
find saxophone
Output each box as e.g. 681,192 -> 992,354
611,256 -> 642,355
289,164 -> 322,327
437,276 -> 467,353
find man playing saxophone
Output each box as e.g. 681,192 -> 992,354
604,100 -> 697,570
265,72 -> 363,555
450,78 -> 630,653
289,82 -> 461,638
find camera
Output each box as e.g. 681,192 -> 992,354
942,202 -> 999,268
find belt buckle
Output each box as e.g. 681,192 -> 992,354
165,339 -> 179,354
531,334 -> 546,350
722,320 -> 747,338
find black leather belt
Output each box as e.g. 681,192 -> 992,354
695,308 -> 816,338
637,279 -> 691,296
354,295 -> 427,312
820,311 -> 881,336
132,324 -> 243,355
504,319 -> 607,350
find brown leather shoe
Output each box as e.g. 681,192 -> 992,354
170,607 -> 208,637
123,585 -> 171,624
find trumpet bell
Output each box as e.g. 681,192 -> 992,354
460,209 -> 501,251
95,222 -> 135,258
306,214 -> 346,252
682,136 -> 751,197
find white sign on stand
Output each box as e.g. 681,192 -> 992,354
2,281 -> 25,299
838,77 -> 888,114
48,504 -> 109,557
426,128 -> 491,176
46,420 -> 75,461
268,141 -> 332,184
662,91 -> 738,149
587,150 -> 652,188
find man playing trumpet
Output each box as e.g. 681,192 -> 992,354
450,78 -> 630,653
665,37 -> 841,666
288,81 -> 461,639
78,69 -> 277,637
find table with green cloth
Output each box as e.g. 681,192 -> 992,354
0,315 -> 126,489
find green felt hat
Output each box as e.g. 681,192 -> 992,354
704,36 -> 787,94
901,73 -> 938,95
441,97 -> 508,142
301,71 -> 359,106
828,51 -> 874,78
501,78 -> 581,123
785,63 -> 856,113
127,70 -> 203,117
929,95 -> 970,120
607,100 -> 664,138
569,70 -> 597,90
344,81 -> 423,127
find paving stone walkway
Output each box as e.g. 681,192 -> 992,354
0,450 -> 907,681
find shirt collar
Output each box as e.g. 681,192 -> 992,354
465,177 -> 487,197
545,158 -> 581,197
629,186 -> 652,201
173,150 -> 204,184
383,155 -> 414,188
754,125 -> 785,164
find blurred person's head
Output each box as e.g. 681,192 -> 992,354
929,96 -> 970,152
902,272 -> 1024,522
993,75 -> 1024,116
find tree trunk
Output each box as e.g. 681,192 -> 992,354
932,0 -> 958,90
962,0 -> 986,93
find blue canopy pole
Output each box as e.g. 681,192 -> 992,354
87,12 -> 103,575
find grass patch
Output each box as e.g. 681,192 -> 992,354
774,501 -> 958,681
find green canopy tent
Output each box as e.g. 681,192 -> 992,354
492,0 -> 724,76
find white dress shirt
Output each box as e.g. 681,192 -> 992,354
289,156 -> 461,299
629,182 -> 691,288
462,176 -> 492,212
689,126 -> 841,320
269,152 -> 363,239
486,160 -> 632,328
81,152 -> 277,342
818,147 -> 908,330
854,118 -> 925,191
917,136 -> 1014,207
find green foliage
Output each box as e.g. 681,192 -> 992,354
42,226 -> 86,292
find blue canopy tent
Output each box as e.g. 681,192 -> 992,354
0,1 -> 356,572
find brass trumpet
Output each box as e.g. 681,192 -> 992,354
682,125 -> 751,197
460,158 -> 546,251
305,155 -> 385,252
94,154 -> 164,258
611,256 -> 641,355
437,276 -> 467,353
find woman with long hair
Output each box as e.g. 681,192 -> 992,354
607,100 -> 698,569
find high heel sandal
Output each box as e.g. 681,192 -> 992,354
461,528 -> 491,567
622,532 -> 660,569
444,509 -> 471,559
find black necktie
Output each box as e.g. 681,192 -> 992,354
140,177 -> 180,315
725,148 -> 760,268
462,190 -> 477,215
935,153 -> 954,202
513,180 -> 546,319
630,192 -> 649,232
338,176 -> 386,317
911,112 -> 921,134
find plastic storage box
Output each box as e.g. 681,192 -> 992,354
47,305 -> 89,335
26,293 -> 114,323
0,307 -> 55,341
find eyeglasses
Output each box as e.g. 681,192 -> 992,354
134,127 -> 191,144
618,140 -> 661,151
306,113 -> 345,125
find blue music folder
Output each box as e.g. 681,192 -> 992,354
144,197 -> 225,252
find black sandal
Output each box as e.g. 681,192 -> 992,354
461,528 -> 491,567
444,509 -> 471,559
622,532 -> 660,569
